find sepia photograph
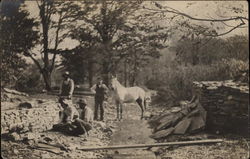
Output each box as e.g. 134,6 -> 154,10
1,0 -> 249,158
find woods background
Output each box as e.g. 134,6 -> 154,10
1,0 -> 248,105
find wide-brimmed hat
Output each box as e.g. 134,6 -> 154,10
77,99 -> 87,105
62,71 -> 70,77
97,76 -> 103,80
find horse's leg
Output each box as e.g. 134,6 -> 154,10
116,101 -> 120,120
144,97 -> 147,110
120,102 -> 123,120
136,98 -> 144,120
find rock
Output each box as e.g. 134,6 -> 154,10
173,118 -> 191,135
103,127 -> 113,133
9,124 -> 24,133
9,132 -> 21,141
26,132 -> 39,140
170,113 -> 184,126
170,107 -> 181,113
95,121 -> 106,129
37,99 -> 45,104
155,115 -> 173,131
41,152 -> 51,159
189,115 -> 206,133
2,99 -> 60,134
207,86 -> 218,90
19,102 -> 32,109
66,143 -> 80,151
187,109 -> 200,118
180,108 -> 189,116
144,111 -> 151,118
150,127 -> 175,139
43,137 -> 53,142
13,149 -> 19,154
179,101 -> 189,107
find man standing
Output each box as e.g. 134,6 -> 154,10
59,71 -> 74,99
90,77 -> 109,121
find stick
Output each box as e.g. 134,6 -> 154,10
78,139 -> 223,151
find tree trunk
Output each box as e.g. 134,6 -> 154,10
40,1 -> 51,91
88,60 -> 94,87
124,59 -> 127,86
131,60 -> 138,86
42,70 -> 52,91
102,61 -> 110,85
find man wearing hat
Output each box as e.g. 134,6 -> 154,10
77,99 -> 93,123
76,99 -> 93,134
53,98 -> 90,136
59,71 -> 74,99
90,77 -> 109,121
53,98 -> 79,132
58,98 -> 79,123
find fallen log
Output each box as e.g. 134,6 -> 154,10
34,143 -> 63,154
78,139 -> 223,151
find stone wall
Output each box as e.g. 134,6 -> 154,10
1,100 -> 61,134
1,95 -> 96,135
193,80 -> 249,134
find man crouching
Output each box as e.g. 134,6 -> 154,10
53,98 -> 91,136
77,99 -> 93,123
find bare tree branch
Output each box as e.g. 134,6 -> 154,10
143,4 -> 248,22
25,51 -> 43,72
206,22 -> 245,37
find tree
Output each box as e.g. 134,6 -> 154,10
143,2 -> 248,37
173,34 -> 249,66
66,1 -> 170,85
0,3 -> 39,87
60,48 -> 88,85
225,35 -> 249,61
22,0 -> 90,90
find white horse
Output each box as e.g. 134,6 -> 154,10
110,76 -> 148,120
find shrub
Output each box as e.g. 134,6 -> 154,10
15,65 -> 44,93
145,59 -> 249,104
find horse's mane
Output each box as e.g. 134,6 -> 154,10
113,78 -> 124,89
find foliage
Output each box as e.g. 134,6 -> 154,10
62,1 -> 170,85
60,49 -> 88,84
0,4 -> 39,87
21,0 -> 92,90
144,35 -> 248,104
15,63 -> 44,92
173,35 -> 249,66
145,57 -> 249,104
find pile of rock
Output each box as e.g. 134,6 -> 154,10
193,80 -> 249,134
1,100 -> 60,135
149,99 -> 207,140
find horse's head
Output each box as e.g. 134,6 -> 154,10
110,75 -> 117,90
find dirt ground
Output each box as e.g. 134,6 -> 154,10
1,94 -> 250,159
